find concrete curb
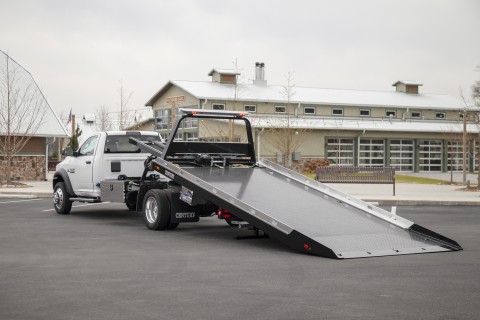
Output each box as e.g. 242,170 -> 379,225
0,192 -> 52,199
373,199 -> 480,206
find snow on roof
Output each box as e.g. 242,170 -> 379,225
207,68 -> 240,76
0,92 -> 70,138
392,80 -> 423,86
34,107 -> 70,137
0,50 -> 70,138
168,80 -> 464,110
247,115 -> 479,134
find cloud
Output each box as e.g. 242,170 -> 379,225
1,0 -> 479,117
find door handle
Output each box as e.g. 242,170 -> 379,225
86,161 -> 91,164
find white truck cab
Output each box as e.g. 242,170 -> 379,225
53,131 -> 163,213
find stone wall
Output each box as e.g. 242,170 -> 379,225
0,156 -> 46,182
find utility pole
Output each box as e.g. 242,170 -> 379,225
463,108 -> 467,185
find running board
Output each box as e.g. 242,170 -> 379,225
69,198 -> 101,203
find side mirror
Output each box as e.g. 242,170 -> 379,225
62,147 -> 75,157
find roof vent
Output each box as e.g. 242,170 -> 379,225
392,80 -> 422,94
83,114 -> 96,123
253,62 -> 267,86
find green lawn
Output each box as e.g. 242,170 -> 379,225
395,175 -> 448,184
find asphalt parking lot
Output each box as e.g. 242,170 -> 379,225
1,199 -> 479,320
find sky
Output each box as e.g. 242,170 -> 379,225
1,0 -> 479,120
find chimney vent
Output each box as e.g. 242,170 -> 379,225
253,62 -> 267,86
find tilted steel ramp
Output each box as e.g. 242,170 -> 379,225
149,156 -> 462,259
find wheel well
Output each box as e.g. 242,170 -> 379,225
52,169 -> 76,196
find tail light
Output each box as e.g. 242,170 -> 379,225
217,209 -> 232,219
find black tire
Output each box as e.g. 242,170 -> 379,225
53,182 -> 72,215
126,202 -> 136,211
142,189 -> 171,230
167,221 -> 179,230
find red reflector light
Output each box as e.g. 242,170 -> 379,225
303,244 -> 312,251
217,209 -> 232,219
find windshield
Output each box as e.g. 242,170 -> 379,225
105,134 -> 161,153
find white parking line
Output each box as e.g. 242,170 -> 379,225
42,202 -> 111,212
0,199 -> 44,204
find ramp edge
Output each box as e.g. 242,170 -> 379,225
409,224 -> 463,251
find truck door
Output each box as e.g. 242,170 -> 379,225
70,135 -> 99,195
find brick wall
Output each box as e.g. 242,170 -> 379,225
0,155 -> 46,182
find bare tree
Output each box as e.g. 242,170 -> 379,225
118,80 -> 133,130
265,72 -> 308,167
442,124 -> 465,184
96,104 -> 113,131
0,51 -> 47,185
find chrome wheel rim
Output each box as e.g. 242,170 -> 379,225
53,188 -> 63,208
145,196 -> 158,224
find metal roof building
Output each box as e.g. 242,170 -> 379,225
146,62 -> 479,173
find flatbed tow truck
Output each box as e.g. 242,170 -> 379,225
128,109 -> 462,259
54,108 -> 462,259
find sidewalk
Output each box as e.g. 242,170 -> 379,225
326,183 -> 480,206
1,173 -> 479,205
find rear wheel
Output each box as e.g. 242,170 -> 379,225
142,189 -> 170,230
53,182 -> 72,215
167,222 -> 179,230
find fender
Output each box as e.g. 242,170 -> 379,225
53,169 -> 77,197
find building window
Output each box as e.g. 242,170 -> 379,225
173,132 -> 183,141
389,139 -> 414,171
332,108 -> 344,116
447,140 -> 468,171
304,107 -> 316,115
359,139 -> 385,167
436,112 -> 446,119
359,109 -> 371,117
275,106 -> 286,113
244,105 -> 256,113
326,138 -> 354,166
212,103 -> 225,110
386,110 -> 396,118
184,118 -> 199,128
185,132 -> 199,141
419,140 -> 443,171
411,111 -> 422,119
155,109 -> 171,130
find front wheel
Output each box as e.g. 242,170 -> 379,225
53,182 -> 72,215
142,189 -> 171,230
